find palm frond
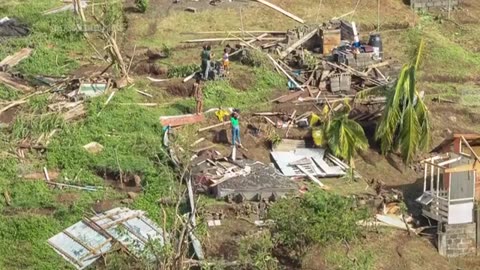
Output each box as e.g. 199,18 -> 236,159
415,97 -> 431,151
415,39 -> 425,70
327,114 -> 368,164
399,106 -> 420,164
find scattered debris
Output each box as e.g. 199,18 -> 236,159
160,114 -> 205,127
78,83 -> 107,97
48,207 -> 166,270
43,1 -> 87,15
83,142 -> 104,154
0,17 -> 30,40
0,48 -> 33,71
3,190 -> 11,206
271,139 -> 347,178
253,0 -> 305,24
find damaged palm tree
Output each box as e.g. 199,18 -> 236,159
91,0 -> 132,85
313,103 -> 368,179
375,40 -> 430,164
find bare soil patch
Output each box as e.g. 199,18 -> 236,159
0,106 -> 19,124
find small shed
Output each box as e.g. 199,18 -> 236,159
417,153 -> 476,224
432,133 -> 480,199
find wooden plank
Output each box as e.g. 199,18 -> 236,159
267,54 -> 303,90
198,121 -> 231,132
254,0 -> 305,24
182,30 -> 287,35
279,28 -> 318,58
160,114 -> 205,127
276,90 -> 303,103
461,136 -> 480,162
0,72 -> 33,92
296,164 -> 325,187
445,163 -> 475,173
48,239 -> 84,268
0,48 -> 33,69
135,90 -> 153,98
183,37 -> 284,43
264,116 -> 276,126
63,230 -> 97,254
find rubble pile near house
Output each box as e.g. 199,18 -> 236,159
190,149 -> 298,201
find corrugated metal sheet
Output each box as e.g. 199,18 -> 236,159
48,207 -> 165,270
271,148 -> 345,177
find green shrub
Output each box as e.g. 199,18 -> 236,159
135,0 -> 149,13
167,64 -> 199,78
239,232 -> 279,270
269,190 -> 369,255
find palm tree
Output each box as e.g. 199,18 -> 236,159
375,40 -> 430,164
313,110 -> 369,168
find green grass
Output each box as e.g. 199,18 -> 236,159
323,244 -> 375,270
168,67 -> 285,115
0,85 -> 19,100
0,0 -> 86,76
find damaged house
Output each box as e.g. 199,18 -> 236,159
418,133 -> 480,257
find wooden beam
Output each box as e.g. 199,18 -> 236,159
0,72 -> 33,92
422,160 -> 446,169
296,165 -> 325,187
279,28 -> 318,58
267,54 -> 303,90
182,30 -> 287,35
461,136 -> 480,162
183,37 -> 284,43
0,48 -> 33,69
445,164 -> 476,173
198,121 -> 231,132
253,0 -> 305,24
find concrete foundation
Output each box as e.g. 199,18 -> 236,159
411,0 -> 459,9
438,222 -> 476,257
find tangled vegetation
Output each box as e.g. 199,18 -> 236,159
269,190 -> 369,256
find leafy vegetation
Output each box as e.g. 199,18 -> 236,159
167,64 -> 199,78
313,104 -> 368,169
269,189 -> 369,256
201,67 -> 285,110
135,0 -> 149,13
0,85 -> 19,100
239,232 -> 279,270
376,41 -> 430,164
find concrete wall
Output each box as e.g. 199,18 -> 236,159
411,0 -> 459,9
438,222 -> 477,257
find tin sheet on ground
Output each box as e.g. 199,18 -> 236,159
48,207 -> 165,270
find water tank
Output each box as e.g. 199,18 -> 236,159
368,33 -> 383,60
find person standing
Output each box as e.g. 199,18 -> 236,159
204,45 -> 212,80
201,45 -> 208,79
222,48 -> 230,75
230,110 -> 241,147
193,77 -> 203,114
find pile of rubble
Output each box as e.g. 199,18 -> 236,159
190,148 -> 298,201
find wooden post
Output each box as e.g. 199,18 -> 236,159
476,204 -> 480,255
448,0 -> 451,19
232,145 -> 237,161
